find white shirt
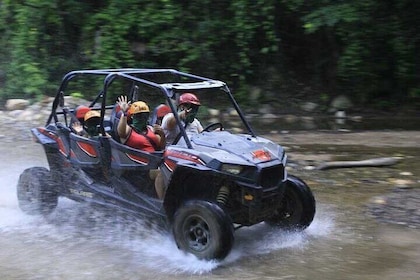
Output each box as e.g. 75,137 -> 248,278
161,113 -> 203,146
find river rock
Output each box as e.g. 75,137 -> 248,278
207,108 -> 219,117
5,99 -> 30,111
258,104 -> 274,115
329,95 -> 353,112
334,110 -> 346,118
301,102 -> 318,112
284,114 -> 299,123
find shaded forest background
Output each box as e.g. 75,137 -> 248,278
0,0 -> 418,113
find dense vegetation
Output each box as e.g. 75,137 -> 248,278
0,0 -> 418,112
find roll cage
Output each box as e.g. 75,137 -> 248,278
46,68 -> 256,148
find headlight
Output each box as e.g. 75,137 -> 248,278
221,164 -> 243,175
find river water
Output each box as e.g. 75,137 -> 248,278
0,128 -> 419,279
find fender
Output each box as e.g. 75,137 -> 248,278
31,127 -> 58,147
163,163 -> 229,222
31,126 -> 71,159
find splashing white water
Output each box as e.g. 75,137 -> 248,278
1,196 -> 334,276
0,146 -> 335,276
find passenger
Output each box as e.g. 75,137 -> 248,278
161,93 -> 203,145
116,95 -> 165,152
153,104 -> 171,125
74,105 -> 91,125
117,95 -> 167,199
72,110 -> 101,138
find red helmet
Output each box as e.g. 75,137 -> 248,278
156,104 -> 171,118
74,105 -> 91,121
178,93 -> 201,106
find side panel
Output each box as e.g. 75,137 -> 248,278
109,138 -> 162,171
31,126 -> 76,193
69,133 -> 102,166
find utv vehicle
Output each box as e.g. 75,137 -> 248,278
17,69 -> 315,260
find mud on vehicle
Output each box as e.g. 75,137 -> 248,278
17,69 -> 316,260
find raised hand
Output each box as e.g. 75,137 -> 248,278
71,122 -> 84,135
117,95 -> 131,113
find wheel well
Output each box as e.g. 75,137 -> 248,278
163,165 -> 228,223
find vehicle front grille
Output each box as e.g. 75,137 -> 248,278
259,165 -> 284,188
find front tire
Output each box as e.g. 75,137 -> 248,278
17,167 -> 58,215
266,175 -> 315,230
173,200 -> 234,260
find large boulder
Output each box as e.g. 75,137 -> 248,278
5,99 -> 30,111
329,95 -> 353,112
301,101 -> 319,112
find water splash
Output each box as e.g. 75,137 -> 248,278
0,196 -> 335,275
1,157 -> 335,276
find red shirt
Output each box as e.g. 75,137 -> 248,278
125,126 -> 159,152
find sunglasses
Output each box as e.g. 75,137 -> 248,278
132,112 -> 149,120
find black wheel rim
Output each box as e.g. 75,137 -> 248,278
183,215 -> 211,252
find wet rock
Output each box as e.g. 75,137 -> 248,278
387,178 -> 415,187
304,165 -> 316,170
371,196 -> 387,205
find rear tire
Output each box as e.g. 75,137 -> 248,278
266,175 -> 315,230
17,167 -> 58,215
173,200 -> 234,260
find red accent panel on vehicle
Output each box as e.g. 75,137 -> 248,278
38,127 -> 68,157
76,142 -> 97,158
164,150 -> 205,165
163,158 -> 177,172
57,138 -> 68,157
125,153 -> 149,165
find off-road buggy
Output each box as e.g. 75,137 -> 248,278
17,69 -> 316,260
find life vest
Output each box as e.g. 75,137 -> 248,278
125,126 -> 159,152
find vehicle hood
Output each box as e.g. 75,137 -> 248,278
188,131 -> 285,165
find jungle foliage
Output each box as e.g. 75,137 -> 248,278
0,0 -> 418,110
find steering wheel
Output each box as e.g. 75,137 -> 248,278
202,122 -> 224,132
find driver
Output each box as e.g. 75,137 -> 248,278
161,93 -> 203,146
